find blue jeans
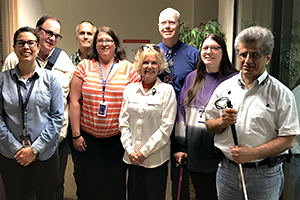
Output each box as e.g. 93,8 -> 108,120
217,158 -> 284,200
290,154 -> 300,200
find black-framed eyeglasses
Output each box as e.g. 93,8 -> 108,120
140,45 -> 160,52
97,39 -> 114,44
40,27 -> 62,40
15,40 -> 37,47
238,51 -> 262,60
201,46 -> 221,52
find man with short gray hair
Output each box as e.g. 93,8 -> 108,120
205,26 -> 299,199
70,20 -> 96,66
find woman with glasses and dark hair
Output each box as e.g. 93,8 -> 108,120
173,34 -> 238,200
119,45 -> 177,200
0,26 -> 64,200
69,26 -> 140,200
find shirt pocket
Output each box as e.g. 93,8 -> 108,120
145,101 -> 163,116
35,92 -> 51,108
127,100 -> 140,115
248,101 -> 275,135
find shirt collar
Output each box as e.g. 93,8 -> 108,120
76,49 -> 81,60
238,70 -> 268,87
160,40 -> 182,53
12,64 -> 40,82
37,47 -> 55,62
137,77 -> 162,94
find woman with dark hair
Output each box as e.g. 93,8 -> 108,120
173,34 -> 238,200
0,26 -> 64,200
69,26 -> 140,200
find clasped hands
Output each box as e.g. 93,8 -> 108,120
15,147 -> 37,166
129,151 -> 146,165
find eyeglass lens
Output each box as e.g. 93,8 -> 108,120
97,39 -> 114,44
16,40 -> 37,47
41,27 -> 62,40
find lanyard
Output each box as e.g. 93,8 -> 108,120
98,61 -> 115,102
17,77 -> 37,136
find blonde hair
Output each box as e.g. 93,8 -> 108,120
132,45 -> 168,75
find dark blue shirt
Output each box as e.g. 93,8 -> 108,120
157,40 -> 199,98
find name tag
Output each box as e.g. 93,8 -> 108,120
98,102 -> 107,117
197,106 -> 205,123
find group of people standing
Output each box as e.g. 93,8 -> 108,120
0,6 -> 299,200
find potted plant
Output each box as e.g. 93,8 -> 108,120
179,19 -> 226,50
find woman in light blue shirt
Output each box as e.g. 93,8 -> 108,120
0,26 -> 64,200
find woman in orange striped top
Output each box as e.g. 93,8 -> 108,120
69,26 -> 140,200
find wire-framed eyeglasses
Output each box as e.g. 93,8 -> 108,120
97,39 -> 114,44
201,46 -> 221,52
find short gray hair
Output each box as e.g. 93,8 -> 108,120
75,20 -> 97,37
234,26 -> 274,56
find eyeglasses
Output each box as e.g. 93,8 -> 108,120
15,40 -> 37,47
201,46 -> 221,52
238,52 -> 262,60
97,39 -> 114,44
140,45 -> 160,52
40,27 -> 62,40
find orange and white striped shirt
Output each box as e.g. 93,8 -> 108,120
74,59 -> 141,138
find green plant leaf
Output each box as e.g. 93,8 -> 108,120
179,20 -> 226,50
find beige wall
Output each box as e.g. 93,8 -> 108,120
43,0 -> 197,55
16,0 -> 220,56
19,0 -> 44,28
218,0 -> 234,62
194,0 -> 218,27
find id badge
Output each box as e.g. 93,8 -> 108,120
197,106 -> 205,123
98,102 -> 107,117
21,135 -> 31,147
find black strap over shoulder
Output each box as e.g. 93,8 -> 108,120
44,47 -> 62,70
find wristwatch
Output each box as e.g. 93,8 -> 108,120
31,147 -> 38,155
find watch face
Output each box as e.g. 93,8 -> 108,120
31,147 -> 38,155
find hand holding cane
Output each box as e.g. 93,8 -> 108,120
176,156 -> 187,200
226,100 -> 248,200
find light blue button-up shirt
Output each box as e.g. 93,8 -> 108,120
0,65 -> 64,161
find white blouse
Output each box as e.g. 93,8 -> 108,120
119,78 -> 177,168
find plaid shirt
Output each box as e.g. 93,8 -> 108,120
70,49 -> 81,67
